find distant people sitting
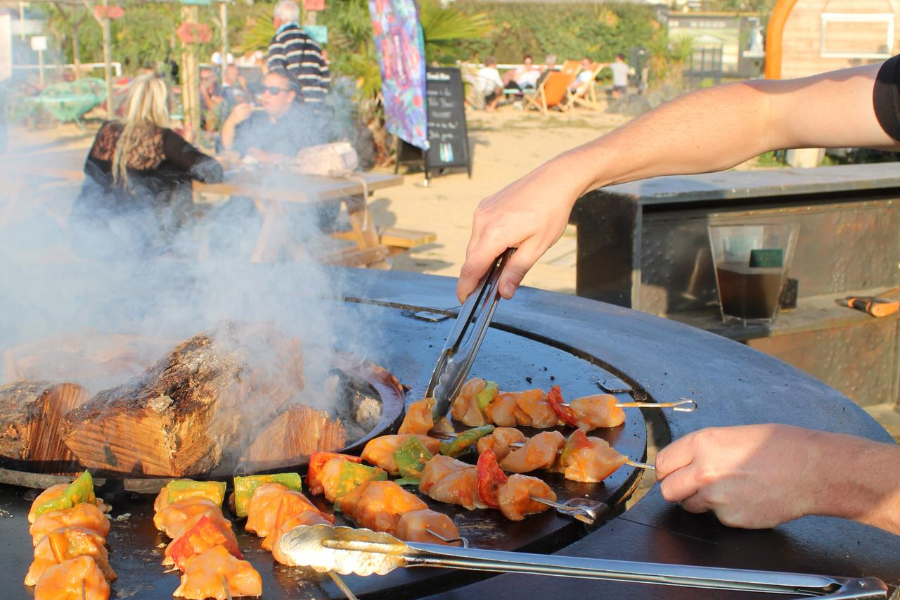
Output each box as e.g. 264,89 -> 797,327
504,54 -> 540,93
609,53 -> 633,98
70,75 -> 223,258
569,57 -> 596,95
220,70 -> 323,162
535,54 -> 557,88
267,0 -> 329,102
220,65 -> 250,112
200,67 -> 222,112
475,56 -> 504,112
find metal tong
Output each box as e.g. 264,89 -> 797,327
426,248 -> 515,421
279,525 -> 887,599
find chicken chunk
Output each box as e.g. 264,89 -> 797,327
499,431 -> 566,473
395,509 -> 460,545
33,556 -> 110,600
398,398 -> 435,435
360,434 -> 441,475
497,474 -> 555,521
31,503 -> 110,546
569,394 -> 625,430
476,427 -> 527,461
173,546 -> 262,600
26,527 -> 115,586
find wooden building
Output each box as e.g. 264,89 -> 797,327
767,0 -> 900,80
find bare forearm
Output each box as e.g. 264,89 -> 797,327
813,432 -> 900,534
545,64 -> 893,206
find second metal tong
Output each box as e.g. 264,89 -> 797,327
279,525 -> 887,599
425,248 -> 515,421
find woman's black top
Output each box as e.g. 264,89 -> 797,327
72,122 -> 223,258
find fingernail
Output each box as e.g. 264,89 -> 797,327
501,282 -> 516,298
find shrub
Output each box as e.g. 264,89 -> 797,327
453,2 -> 659,64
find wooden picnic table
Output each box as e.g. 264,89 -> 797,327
4,150 -> 407,267
194,169 -> 403,266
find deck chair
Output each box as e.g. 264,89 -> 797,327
567,62 -> 606,111
524,71 -> 575,115
560,60 -> 581,78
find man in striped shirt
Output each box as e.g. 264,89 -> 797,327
268,0 -> 329,102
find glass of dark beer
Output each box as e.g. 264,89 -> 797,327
708,223 -> 799,325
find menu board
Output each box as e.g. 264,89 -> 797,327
424,67 -> 471,175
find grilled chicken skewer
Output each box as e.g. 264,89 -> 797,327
446,380 -> 696,430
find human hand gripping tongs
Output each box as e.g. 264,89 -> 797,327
425,248 -> 515,423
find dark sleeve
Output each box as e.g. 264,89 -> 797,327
873,55 -> 900,142
267,33 -> 287,72
162,129 -> 224,183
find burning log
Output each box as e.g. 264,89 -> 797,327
0,381 -> 90,470
241,404 -> 347,471
61,322 -> 305,477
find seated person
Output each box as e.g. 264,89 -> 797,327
220,65 -> 250,111
475,57 -> 504,112
534,54 -> 557,89
70,75 -> 223,259
569,57 -> 596,96
504,54 -> 540,94
220,69 -> 323,162
216,69 -> 337,250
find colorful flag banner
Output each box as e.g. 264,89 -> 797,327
368,0 -> 428,150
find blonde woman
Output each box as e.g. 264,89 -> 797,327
71,75 -> 223,258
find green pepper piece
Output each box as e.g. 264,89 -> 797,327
32,494 -> 72,518
31,470 -> 96,520
476,381 -> 499,411
394,477 -> 421,487
166,480 -> 227,508
64,470 -> 95,505
233,473 -> 303,518
335,462 -> 387,499
439,425 -> 495,457
394,437 -> 434,480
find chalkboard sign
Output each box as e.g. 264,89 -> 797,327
396,67 -> 472,180
424,67 -> 470,176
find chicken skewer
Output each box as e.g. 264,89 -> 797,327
448,380 -> 696,430
506,439 -> 656,470
153,478 -> 261,600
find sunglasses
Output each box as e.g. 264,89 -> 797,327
262,86 -> 291,96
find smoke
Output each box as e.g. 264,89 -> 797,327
0,82 -> 386,471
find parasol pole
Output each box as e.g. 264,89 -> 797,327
101,0 -> 113,117
219,0 -> 227,81
180,4 -> 201,137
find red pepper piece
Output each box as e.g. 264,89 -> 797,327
307,452 -> 363,496
477,449 -> 508,508
167,515 -> 242,570
547,385 -> 579,427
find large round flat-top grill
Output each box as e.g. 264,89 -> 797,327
0,268 -> 898,600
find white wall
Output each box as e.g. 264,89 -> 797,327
0,14 -> 11,81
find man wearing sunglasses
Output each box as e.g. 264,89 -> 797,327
221,70 -> 321,162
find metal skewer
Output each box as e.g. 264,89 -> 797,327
327,571 -> 358,600
528,497 -> 608,525
279,525 -> 887,599
424,527 -> 469,548
612,398 -> 697,412
221,575 -> 233,600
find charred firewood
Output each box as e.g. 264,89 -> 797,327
240,404 -> 347,471
0,381 -> 90,471
61,322 -> 305,477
